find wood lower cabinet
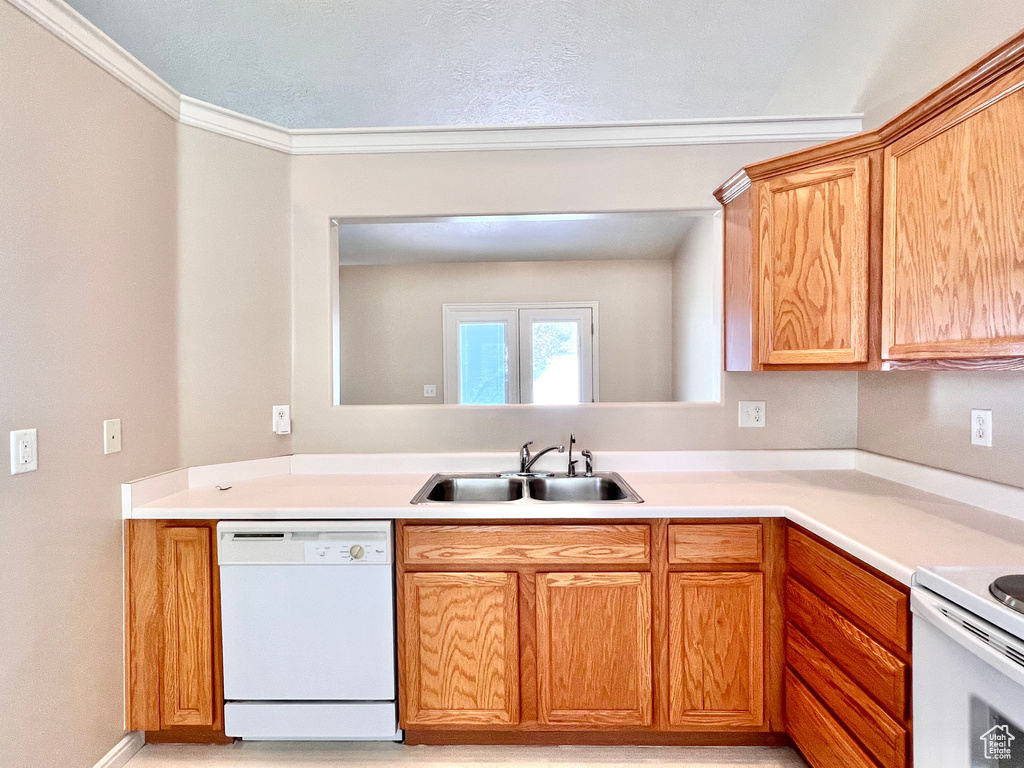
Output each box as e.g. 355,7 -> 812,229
402,572 -> 520,726
536,572 -> 652,727
397,519 -> 781,743
785,525 -> 911,768
668,572 -> 764,728
125,520 -> 230,743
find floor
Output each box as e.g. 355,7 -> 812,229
125,742 -> 808,767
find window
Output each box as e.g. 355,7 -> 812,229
443,303 -> 597,404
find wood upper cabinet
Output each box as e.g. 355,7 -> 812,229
402,572 -> 520,726
883,66 -> 1024,360
756,156 -> 871,365
668,572 -> 764,728
125,520 -> 227,740
535,572 -> 652,727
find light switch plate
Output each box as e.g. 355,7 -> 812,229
10,429 -> 38,474
103,419 -> 122,454
273,405 -> 291,435
738,401 -> 766,428
971,409 -> 993,447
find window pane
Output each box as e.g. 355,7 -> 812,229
459,323 -> 507,404
531,321 -> 580,404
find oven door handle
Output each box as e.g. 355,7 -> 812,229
912,587 -> 1024,689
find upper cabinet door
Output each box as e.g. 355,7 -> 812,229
757,156 -> 871,365
402,572 -> 520,727
883,69 -> 1024,360
536,572 -> 652,727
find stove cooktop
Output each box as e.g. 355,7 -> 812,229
916,565 -> 1024,642
991,574 -> 1024,615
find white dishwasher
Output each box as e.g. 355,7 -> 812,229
217,521 -> 399,741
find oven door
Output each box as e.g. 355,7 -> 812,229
913,586 -> 1024,767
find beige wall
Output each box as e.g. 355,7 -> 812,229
671,214 -> 721,402
292,143 -> 860,452
338,259 -> 673,404
858,372 -> 1024,490
0,6 -> 179,768
177,125 -> 293,465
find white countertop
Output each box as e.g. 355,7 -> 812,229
133,468 -> 1024,586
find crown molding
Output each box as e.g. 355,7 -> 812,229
11,0 -> 863,155
8,0 -> 180,118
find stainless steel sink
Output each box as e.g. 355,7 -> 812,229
415,475 -> 525,503
527,475 -> 640,502
411,472 -> 642,504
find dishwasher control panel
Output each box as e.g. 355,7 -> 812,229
303,541 -> 388,563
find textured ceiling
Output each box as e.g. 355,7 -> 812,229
337,213 -> 698,266
61,0 -> 1024,129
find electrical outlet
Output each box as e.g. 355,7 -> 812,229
423,384 -> 437,398
971,409 -> 993,447
10,429 -> 38,474
103,419 -> 122,454
273,405 -> 291,435
739,401 -> 766,428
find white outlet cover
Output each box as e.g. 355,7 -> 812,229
103,419 -> 122,455
423,385 -> 437,397
273,405 -> 291,435
739,401 -> 767,428
10,429 -> 38,474
971,409 -> 993,447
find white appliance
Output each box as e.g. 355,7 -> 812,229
218,521 -> 400,741
913,566 -> 1024,767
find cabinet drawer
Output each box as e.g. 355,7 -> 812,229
786,670 -> 878,768
403,525 -> 650,565
788,623 -> 907,768
788,527 -> 908,650
668,524 -> 762,565
786,578 -> 907,719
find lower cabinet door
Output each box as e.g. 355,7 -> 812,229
402,572 -> 520,726
160,525 -> 215,727
536,572 -> 652,727
668,572 -> 765,728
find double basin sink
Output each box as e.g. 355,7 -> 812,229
411,472 -> 643,504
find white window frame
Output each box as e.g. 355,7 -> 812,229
443,302 -> 599,405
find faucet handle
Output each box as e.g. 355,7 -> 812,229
567,460 -> 578,477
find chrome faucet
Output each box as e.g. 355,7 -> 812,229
519,441 -> 565,473
581,449 -> 594,477
566,433 -> 578,477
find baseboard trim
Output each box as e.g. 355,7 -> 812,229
93,732 -> 144,768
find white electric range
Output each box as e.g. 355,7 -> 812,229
913,566 -> 1024,767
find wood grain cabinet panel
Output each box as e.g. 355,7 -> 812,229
884,67 -> 1024,359
403,525 -> 650,565
668,572 -> 764,728
757,156 -> 871,365
788,623 -> 907,768
668,524 -> 763,565
786,577 -> 907,720
160,526 -> 215,727
403,572 -> 520,726
786,670 -> 879,768
536,572 -> 652,727
788,527 -> 909,651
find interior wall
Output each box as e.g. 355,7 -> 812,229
858,372 -> 1024,490
338,259 -> 673,404
0,6 -> 179,768
176,124 -> 293,466
293,143 -> 860,453
671,214 -> 721,402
